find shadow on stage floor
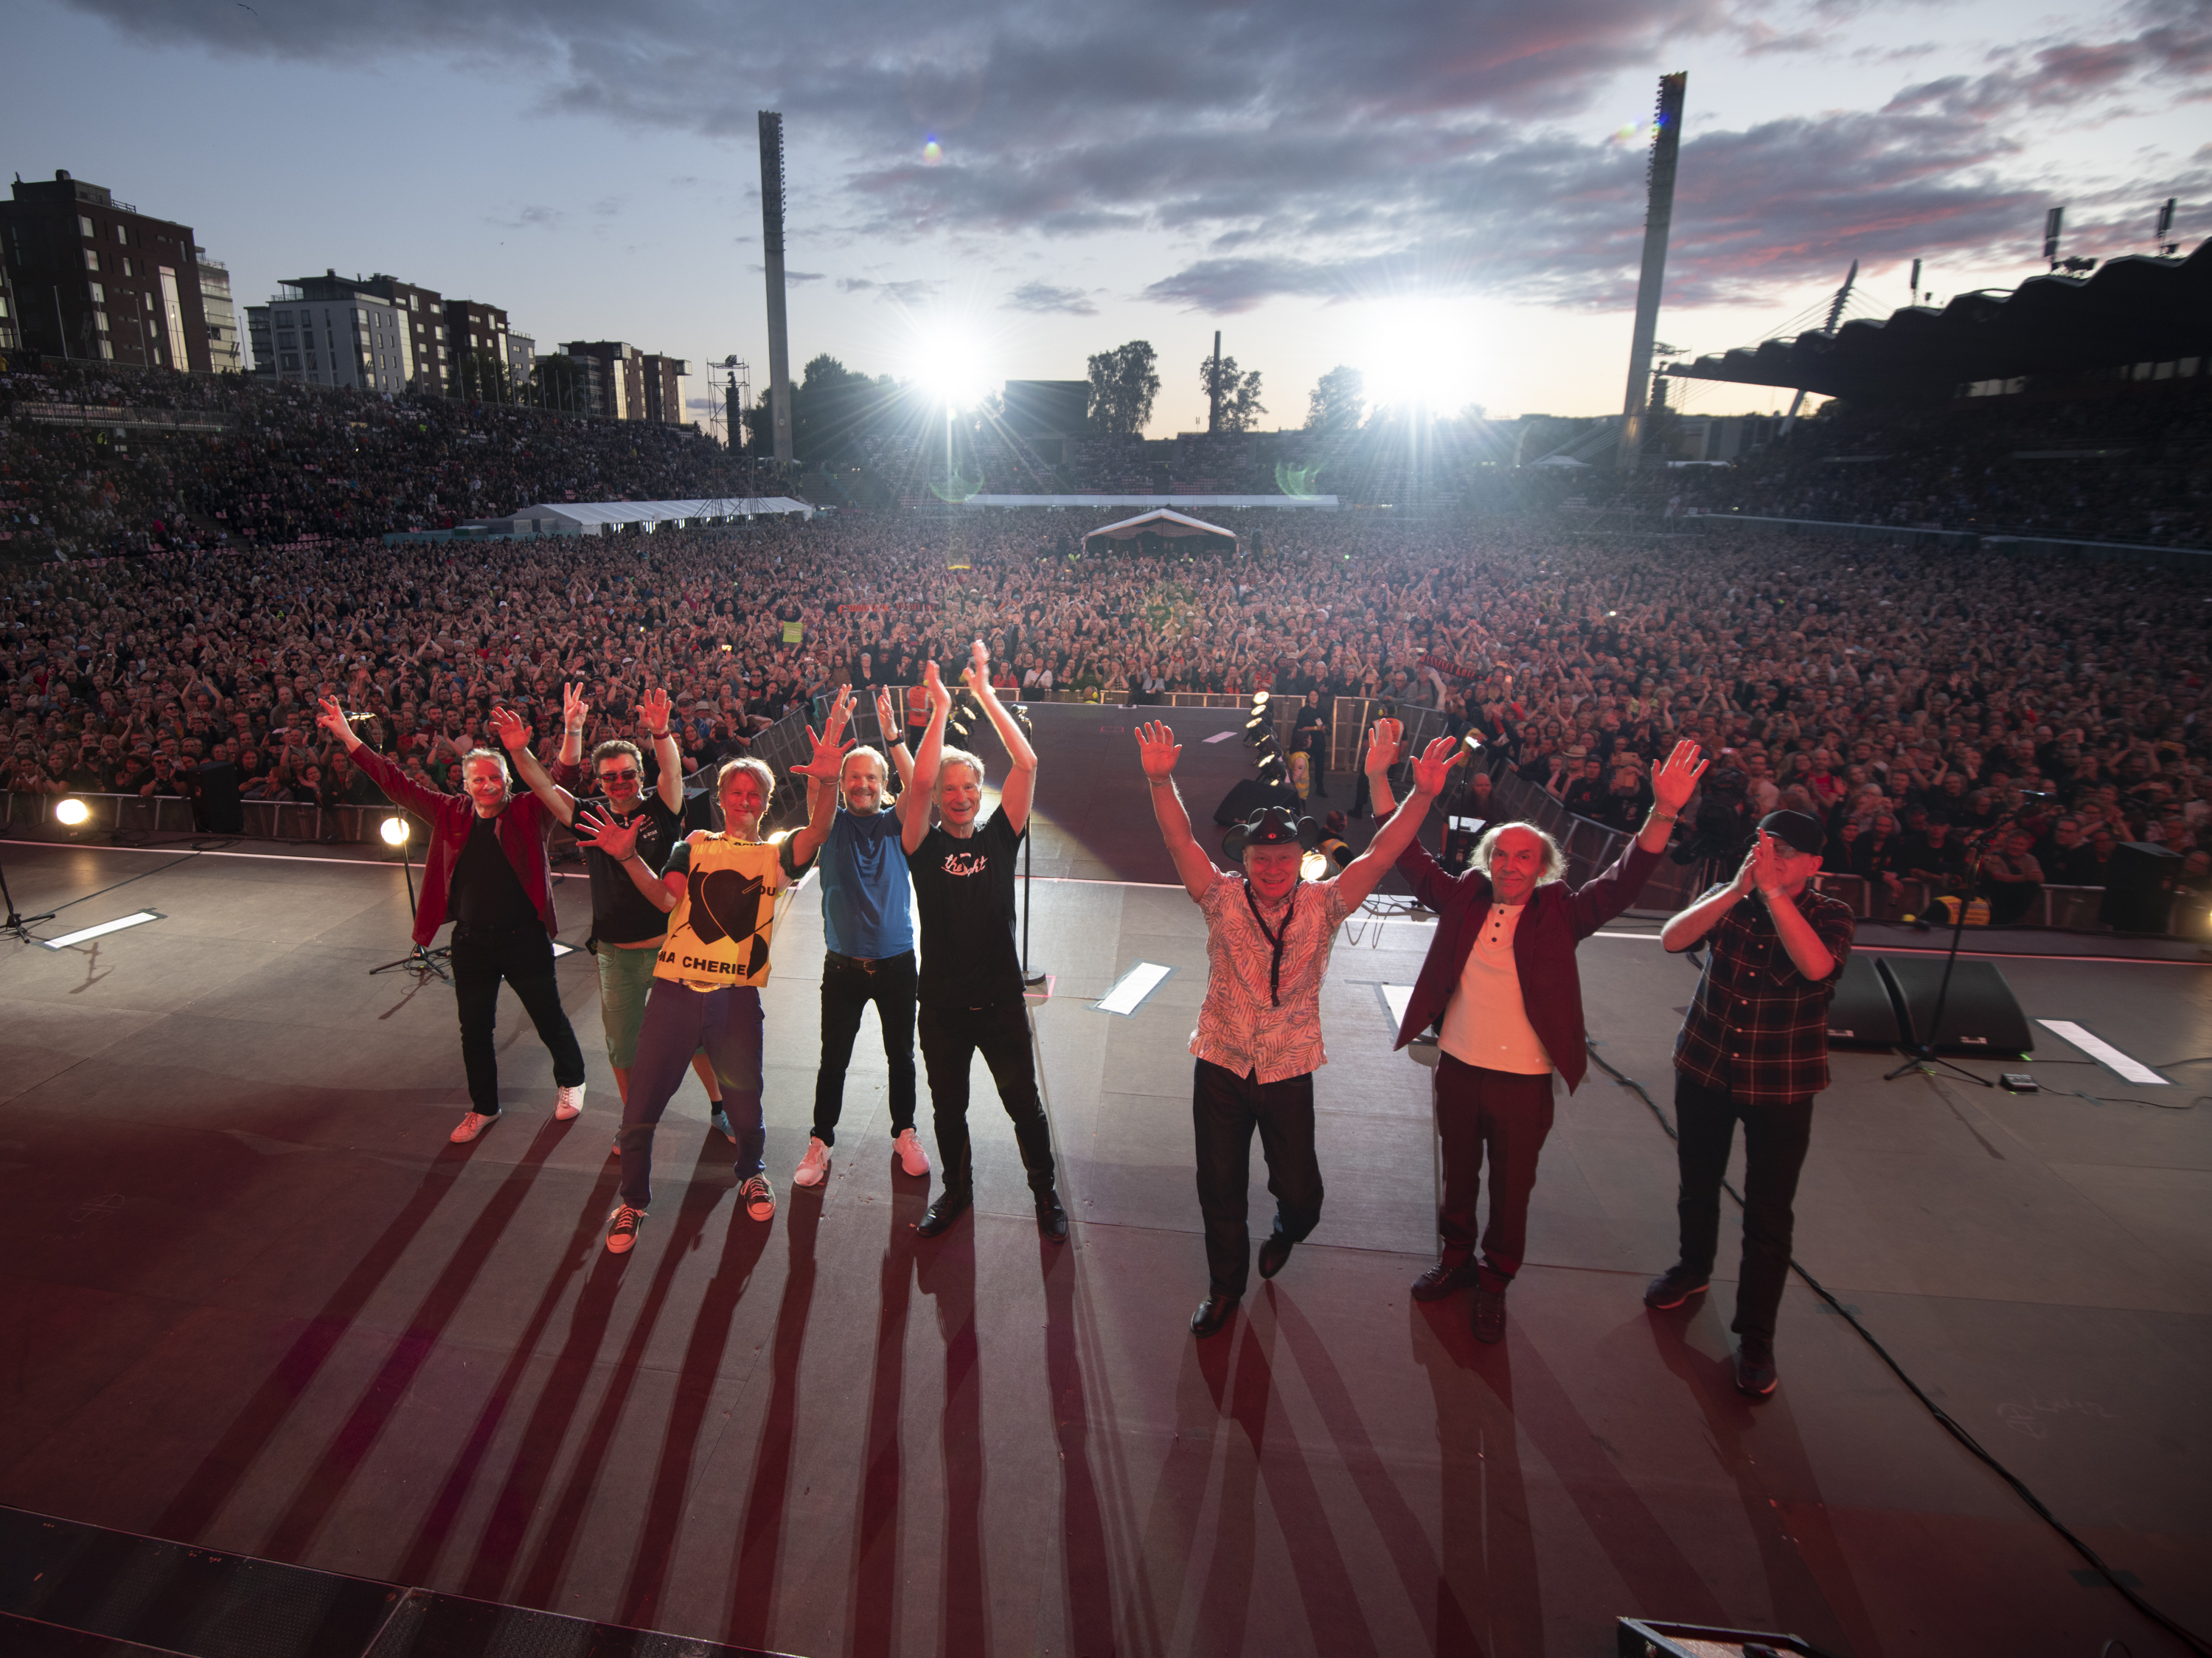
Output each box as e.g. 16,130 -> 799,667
0,812 -> 2206,1657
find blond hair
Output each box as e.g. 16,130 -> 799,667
717,755 -> 775,800
841,745 -> 888,785
936,747 -> 987,794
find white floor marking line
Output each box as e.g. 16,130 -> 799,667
2035,1020 -> 2168,1085
1096,961 -> 1175,1016
1380,984 -> 1416,1030
41,911 -> 163,950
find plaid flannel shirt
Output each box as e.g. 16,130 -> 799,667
1672,883 -> 1857,1103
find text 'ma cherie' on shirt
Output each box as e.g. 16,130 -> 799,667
655,836 -> 784,991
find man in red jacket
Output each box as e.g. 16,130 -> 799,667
1369,736 -> 1707,1342
317,697 -> 587,1145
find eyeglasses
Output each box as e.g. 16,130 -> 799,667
599,768 -> 641,784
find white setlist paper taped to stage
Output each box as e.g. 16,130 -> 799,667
1096,961 -> 1175,1016
2036,1020 -> 2166,1084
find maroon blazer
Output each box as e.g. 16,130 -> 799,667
1391,835 -> 1665,1093
352,745 -> 560,947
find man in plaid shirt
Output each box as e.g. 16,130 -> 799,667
1647,809 -> 1856,1397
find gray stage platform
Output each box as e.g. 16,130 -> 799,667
0,708 -> 2208,1657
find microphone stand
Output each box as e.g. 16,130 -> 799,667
1882,802 -> 2031,1086
1015,704 -> 1046,988
0,855 -> 56,944
369,816 -> 452,984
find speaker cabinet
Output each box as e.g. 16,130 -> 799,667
2098,842 -> 2180,934
1826,951 -> 1903,1048
1875,956 -> 2035,1056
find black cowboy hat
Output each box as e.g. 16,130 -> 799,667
1221,805 -> 1318,859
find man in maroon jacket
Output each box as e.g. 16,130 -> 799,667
317,697 -> 587,1145
1369,736 -> 1707,1342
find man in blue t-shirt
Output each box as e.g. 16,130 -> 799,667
785,686 -> 931,1187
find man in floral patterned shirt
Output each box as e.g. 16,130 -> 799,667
1139,717 -> 1458,1338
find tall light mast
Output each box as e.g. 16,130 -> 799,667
1617,72 -> 1687,471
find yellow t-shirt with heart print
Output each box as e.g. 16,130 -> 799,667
655,836 -> 781,991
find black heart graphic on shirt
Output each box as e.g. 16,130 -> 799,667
691,869 -> 766,946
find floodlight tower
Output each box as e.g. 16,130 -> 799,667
758,111 -> 794,469
1616,72 -> 1687,471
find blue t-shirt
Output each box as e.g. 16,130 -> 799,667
821,804 -> 916,958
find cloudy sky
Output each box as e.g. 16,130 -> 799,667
10,0 -> 2208,434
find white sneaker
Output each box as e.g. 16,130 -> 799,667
895,1128 -> 931,1177
741,1173 -> 776,1221
793,1138 -> 831,1187
554,1083 -> 585,1120
451,1111 -> 496,1144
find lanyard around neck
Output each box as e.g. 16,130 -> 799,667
1243,879 -> 1292,1007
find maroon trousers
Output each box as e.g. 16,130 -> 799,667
1433,1053 -> 1555,1290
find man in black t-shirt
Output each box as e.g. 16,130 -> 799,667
900,648 -> 1067,1243
498,684 -> 728,1134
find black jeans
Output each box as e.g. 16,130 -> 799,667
917,999 -> 1056,1199
1672,1072 -> 1814,1345
1433,1055 -> 1554,1288
1193,1059 -> 1324,1297
813,950 -> 918,1145
451,923 -> 587,1115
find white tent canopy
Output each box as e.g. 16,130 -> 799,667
1080,507 -> 1241,547
511,497 -> 814,532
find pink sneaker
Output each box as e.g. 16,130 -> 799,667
793,1137 -> 831,1187
895,1128 -> 931,1177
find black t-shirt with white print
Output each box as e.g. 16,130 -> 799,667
905,808 -> 1024,1008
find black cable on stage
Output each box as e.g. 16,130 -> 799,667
41,849 -> 208,915
1585,1038 -> 2212,1658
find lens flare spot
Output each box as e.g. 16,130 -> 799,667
922,135 -> 944,165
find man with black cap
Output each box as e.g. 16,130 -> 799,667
1649,810 -> 1857,1397
1139,716 -> 1459,1338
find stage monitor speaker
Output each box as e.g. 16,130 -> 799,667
1213,777 -> 1298,827
1825,951 -> 1902,1048
1875,956 -> 2035,1056
2098,841 -> 2180,933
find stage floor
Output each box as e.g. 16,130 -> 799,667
1,708 -> 2208,1657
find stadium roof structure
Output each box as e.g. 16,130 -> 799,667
510,497 -> 814,531
1081,508 -> 1239,547
961,493 -> 1338,510
1669,240 -> 2212,402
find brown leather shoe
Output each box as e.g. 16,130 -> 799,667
1411,1257 -> 1478,1302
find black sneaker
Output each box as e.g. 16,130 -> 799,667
1412,1258 -> 1478,1301
606,1204 -> 644,1255
1643,1268 -> 1709,1310
1735,1338 -> 1778,1397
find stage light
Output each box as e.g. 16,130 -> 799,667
1300,850 -> 1328,881
55,798 -> 89,827
380,816 -> 410,846
42,910 -> 161,950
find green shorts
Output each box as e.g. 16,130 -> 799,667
597,943 -> 662,1069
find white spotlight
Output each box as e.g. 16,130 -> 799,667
380,817 -> 411,846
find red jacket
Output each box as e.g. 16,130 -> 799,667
352,746 -> 560,946
1391,835 -> 1664,1092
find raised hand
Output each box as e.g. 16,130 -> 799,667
874,686 -> 900,738
315,696 -> 352,740
924,658 -> 952,711
1365,717 -> 1404,774
563,681 -> 589,734
797,718 -> 855,780
1651,739 -> 1708,814
574,807 -> 642,861
1410,735 -> 1461,797
639,686 -> 672,735
823,684 -> 855,743
488,706 -> 531,752
1747,828 -> 1784,894
1136,721 -> 1181,780
961,638 -> 990,698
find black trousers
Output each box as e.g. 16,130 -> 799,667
917,999 -> 1056,1198
1672,1072 -> 1814,1345
1193,1059 -> 1324,1297
451,923 -> 587,1115
1433,1055 -> 1554,1288
813,950 -> 918,1145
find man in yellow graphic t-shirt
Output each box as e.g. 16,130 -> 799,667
574,754 -> 827,1255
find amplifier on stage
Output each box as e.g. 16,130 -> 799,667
1441,816 -> 1486,875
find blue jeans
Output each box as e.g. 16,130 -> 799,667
617,981 -> 765,1210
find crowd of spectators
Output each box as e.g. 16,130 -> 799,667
5,488 -> 2210,917
0,361 -> 754,562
